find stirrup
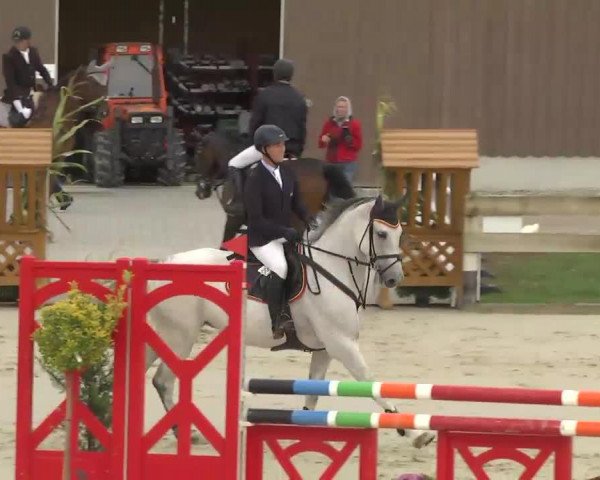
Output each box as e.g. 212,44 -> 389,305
271,321 -> 314,353
271,310 -> 292,339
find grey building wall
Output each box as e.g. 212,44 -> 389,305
285,0 -> 600,185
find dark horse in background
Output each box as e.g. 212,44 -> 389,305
194,131 -> 356,245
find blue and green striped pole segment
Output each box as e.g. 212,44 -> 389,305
245,408 -> 600,437
245,379 -> 379,398
245,408 -> 389,428
245,378 -> 600,407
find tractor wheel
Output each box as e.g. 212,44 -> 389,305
157,129 -> 186,186
93,130 -> 124,188
81,127 -> 96,183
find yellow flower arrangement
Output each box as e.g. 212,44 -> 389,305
34,274 -> 129,375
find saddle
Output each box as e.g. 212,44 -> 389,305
251,246 -> 317,353
246,244 -> 307,305
224,238 -> 317,353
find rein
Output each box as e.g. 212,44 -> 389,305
298,219 -> 402,310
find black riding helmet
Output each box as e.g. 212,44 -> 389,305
254,125 -> 289,152
254,125 -> 288,164
12,26 -> 32,41
273,58 -> 294,82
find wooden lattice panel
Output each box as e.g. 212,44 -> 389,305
401,235 -> 462,287
0,238 -> 37,285
0,169 -> 48,232
381,129 -> 478,301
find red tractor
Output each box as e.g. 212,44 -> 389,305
86,42 -> 186,187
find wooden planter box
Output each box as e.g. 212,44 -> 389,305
0,129 -> 51,288
381,129 -> 480,304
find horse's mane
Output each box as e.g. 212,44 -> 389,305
38,66 -> 87,98
309,196 -> 374,242
30,66 -> 91,123
58,65 -> 87,88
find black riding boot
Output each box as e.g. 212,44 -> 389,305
265,273 -> 293,339
224,167 -> 245,216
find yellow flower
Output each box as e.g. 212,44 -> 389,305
34,272 -> 129,374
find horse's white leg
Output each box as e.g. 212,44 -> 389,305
325,338 -> 435,449
149,306 -> 200,441
152,362 -> 177,412
304,350 -> 332,410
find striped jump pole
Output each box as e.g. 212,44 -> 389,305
245,378 -> 600,407
245,408 -> 600,437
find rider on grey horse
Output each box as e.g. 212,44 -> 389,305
226,58 -> 308,215
1,26 -> 53,127
244,125 -> 315,340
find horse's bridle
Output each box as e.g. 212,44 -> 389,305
299,218 -> 403,310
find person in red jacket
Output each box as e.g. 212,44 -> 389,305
318,96 -> 363,182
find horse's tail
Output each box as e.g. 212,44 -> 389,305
322,163 -> 356,200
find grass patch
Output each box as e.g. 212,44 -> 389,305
481,253 -> 600,304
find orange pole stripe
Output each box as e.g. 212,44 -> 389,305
379,383 -> 417,399
575,421 -> 600,436
379,413 -> 414,429
577,391 -> 600,406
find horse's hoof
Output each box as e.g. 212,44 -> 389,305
410,431 -> 436,449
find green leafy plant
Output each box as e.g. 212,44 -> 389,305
14,75 -> 106,232
49,75 -> 105,209
372,95 -> 397,199
34,270 -> 130,455
373,96 -> 428,224
34,279 -> 127,373
372,96 -> 451,303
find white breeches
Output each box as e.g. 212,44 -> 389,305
250,238 -> 288,279
228,145 -> 262,169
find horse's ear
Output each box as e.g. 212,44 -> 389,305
370,194 -> 383,219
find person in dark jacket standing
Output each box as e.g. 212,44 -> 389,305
244,125 -> 314,340
1,26 -> 53,127
249,58 -> 308,158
